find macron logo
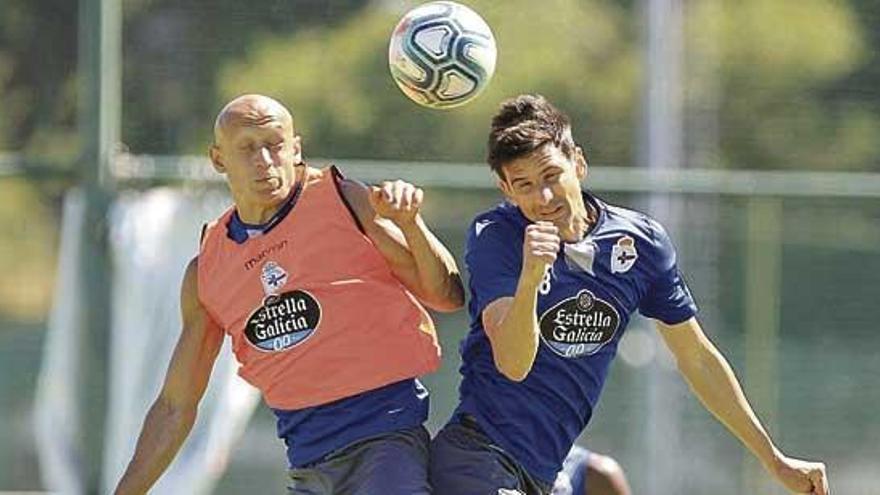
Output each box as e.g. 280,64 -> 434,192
475,220 -> 495,237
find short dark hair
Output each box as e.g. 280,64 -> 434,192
486,94 -> 577,178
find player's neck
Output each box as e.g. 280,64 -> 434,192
234,164 -> 306,224
236,199 -> 286,225
562,199 -> 595,243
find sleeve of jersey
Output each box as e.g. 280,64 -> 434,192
465,218 -> 521,318
637,219 -> 698,325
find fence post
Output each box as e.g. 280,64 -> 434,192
77,0 -> 121,492
742,196 -> 782,494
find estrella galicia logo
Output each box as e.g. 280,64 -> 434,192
539,290 -> 620,358
244,290 -> 321,352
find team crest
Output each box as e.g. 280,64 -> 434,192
260,261 -> 289,295
611,235 -> 638,274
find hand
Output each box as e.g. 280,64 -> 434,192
768,454 -> 829,495
522,221 -> 560,282
369,180 -> 424,227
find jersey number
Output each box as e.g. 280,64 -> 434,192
539,266 -> 553,295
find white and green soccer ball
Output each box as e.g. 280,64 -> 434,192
388,1 -> 497,109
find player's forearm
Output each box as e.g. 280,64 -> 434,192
114,398 -> 197,495
491,275 -> 543,381
677,342 -> 781,468
398,215 -> 464,312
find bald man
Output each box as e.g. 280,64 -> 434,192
114,95 -> 464,494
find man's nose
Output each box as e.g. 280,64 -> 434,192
255,146 -> 275,168
539,185 -> 554,205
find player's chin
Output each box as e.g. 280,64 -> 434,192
254,184 -> 290,204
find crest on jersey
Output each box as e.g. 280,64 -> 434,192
260,261 -> 289,296
611,235 -> 638,274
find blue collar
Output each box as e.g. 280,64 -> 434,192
227,181 -> 303,244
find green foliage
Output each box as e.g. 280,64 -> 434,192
218,0 -> 641,165
0,0 -> 877,170
0,0 -> 79,159
697,0 -> 880,170
216,0 -> 880,170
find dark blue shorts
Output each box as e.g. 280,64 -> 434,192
429,416 -> 554,495
287,425 -> 431,495
429,416 -> 595,495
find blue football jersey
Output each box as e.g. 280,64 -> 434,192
455,192 -> 697,484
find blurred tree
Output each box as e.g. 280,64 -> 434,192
695,0 -> 880,170
0,0 -> 371,159
0,0 -> 877,169
0,0 -> 79,160
122,0 -> 371,153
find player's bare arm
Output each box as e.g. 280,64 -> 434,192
114,257 -> 225,495
340,178 -> 464,312
656,317 -> 829,495
482,221 -> 560,381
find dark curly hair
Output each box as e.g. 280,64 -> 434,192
486,94 -> 578,178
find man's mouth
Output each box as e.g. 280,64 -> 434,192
541,204 -> 565,220
257,177 -> 281,187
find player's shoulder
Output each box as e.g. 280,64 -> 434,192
597,197 -> 669,245
593,196 -> 677,271
600,198 -> 660,233
332,168 -> 374,222
467,201 -> 523,243
181,255 -> 201,304
337,174 -> 367,205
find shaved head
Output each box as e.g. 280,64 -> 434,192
208,94 -> 303,223
213,94 -> 294,144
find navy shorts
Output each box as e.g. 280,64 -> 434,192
287,425 -> 431,495
429,416 -> 554,495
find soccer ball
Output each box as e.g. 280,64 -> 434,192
388,1 -> 497,109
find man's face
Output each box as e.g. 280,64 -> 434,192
210,109 -> 301,210
498,143 -> 587,238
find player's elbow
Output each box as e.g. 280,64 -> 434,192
494,355 -> 533,382
486,325 -> 538,382
154,389 -> 200,426
421,294 -> 463,313
429,298 -> 464,313
421,277 -> 465,313
439,284 -> 466,312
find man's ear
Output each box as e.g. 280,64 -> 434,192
209,145 -> 226,174
291,135 -> 303,164
497,175 -> 518,206
574,146 -> 588,181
